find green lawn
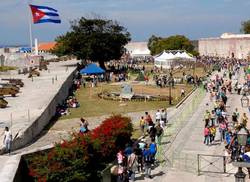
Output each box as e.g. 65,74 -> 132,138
172,67 -> 207,78
60,84 -> 193,120
0,66 -> 16,72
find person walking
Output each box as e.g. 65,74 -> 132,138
204,110 -> 211,126
145,112 -> 153,126
149,139 -> 157,164
3,127 -> 12,154
155,110 -> 161,123
143,144 -> 153,179
127,150 -> 138,182
155,123 -> 163,145
209,126 -> 216,143
117,150 -> 125,181
232,112 -> 238,126
139,116 -> 145,136
219,122 -> 227,142
204,126 -> 210,145
161,109 -> 167,124
148,124 -> 156,141
134,144 -> 143,173
242,113 -> 248,127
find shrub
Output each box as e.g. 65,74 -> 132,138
27,115 -> 132,182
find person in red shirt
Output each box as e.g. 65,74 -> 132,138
145,112 -> 153,126
204,126 -> 210,145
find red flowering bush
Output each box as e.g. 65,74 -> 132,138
26,115 -> 132,182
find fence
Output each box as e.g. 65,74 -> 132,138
197,154 -> 239,176
157,87 -> 206,171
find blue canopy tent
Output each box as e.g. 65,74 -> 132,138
18,47 -> 32,53
80,63 -> 105,75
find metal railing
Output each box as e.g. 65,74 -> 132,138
197,154 -> 242,176
197,154 -> 227,175
157,87 -> 206,170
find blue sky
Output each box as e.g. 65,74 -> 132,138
0,0 -> 250,45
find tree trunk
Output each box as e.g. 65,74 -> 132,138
99,61 -> 106,70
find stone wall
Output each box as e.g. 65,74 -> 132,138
199,38 -> 250,59
9,68 -> 76,152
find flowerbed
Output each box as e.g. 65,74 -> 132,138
25,115 -> 132,182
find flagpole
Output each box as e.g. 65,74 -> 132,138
27,1 -> 33,51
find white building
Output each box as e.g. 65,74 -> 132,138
125,42 -> 151,58
199,33 -> 250,59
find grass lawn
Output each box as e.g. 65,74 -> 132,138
172,67 -> 207,78
129,66 -> 207,82
60,83 -> 193,120
0,66 -> 16,72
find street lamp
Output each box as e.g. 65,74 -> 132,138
234,127 -> 249,182
237,127 -> 249,146
169,71 -> 172,105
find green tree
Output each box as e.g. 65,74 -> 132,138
53,17 -> 131,69
147,35 -> 162,55
241,20 -> 250,34
147,35 -> 196,55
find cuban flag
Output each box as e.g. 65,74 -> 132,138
29,4 -> 61,24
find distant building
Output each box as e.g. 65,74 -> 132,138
125,42 -> 151,58
199,33 -> 250,59
38,42 -> 56,53
0,47 -> 20,54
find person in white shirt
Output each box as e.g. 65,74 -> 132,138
161,109 -> 167,124
181,89 -> 185,97
159,119 -> 165,128
155,110 -> 161,123
3,127 -> 12,154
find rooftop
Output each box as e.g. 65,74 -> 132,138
200,33 -> 250,40
38,42 -> 56,51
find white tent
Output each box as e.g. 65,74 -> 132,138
177,52 -> 195,61
154,51 -> 176,69
154,50 -> 195,69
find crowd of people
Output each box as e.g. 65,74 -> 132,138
115,109 -> 167,181
55,72 -> 81,117
202,59 -> 250,169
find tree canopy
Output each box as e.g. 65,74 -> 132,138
241,20 -> 250,34
53,17 -> 131,69
147,35 -> 198,56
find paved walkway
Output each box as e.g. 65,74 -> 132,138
138,69 -> 250,182
13,107 -> 179,154
0,60 -> 78,150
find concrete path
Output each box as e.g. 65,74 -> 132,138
138,69 -> 250,182
0,60 -> 78,150
13,107 -> 179,154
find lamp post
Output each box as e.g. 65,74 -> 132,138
237,127 -> 248,146
234,127 -> 249,182
169,70 -> 173,105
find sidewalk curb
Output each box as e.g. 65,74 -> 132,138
176,87 -> 198,108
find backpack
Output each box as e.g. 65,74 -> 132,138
149,143 -> 157,154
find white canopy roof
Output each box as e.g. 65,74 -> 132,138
177,52 -> 195,60
154,51 -> 176,62
154,50 -> 195,69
